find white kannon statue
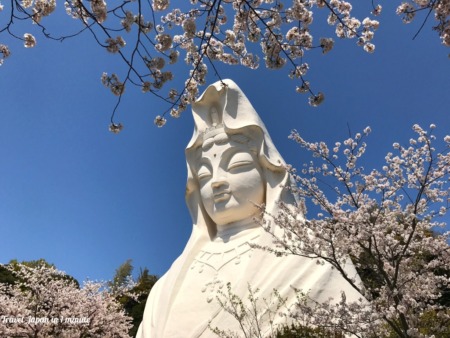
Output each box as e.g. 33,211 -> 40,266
137,79 -> 364,337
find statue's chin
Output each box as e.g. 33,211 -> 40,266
210,204 -> 260,230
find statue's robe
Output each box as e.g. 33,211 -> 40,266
136,225 -> 363,338
137,79 -> 366,338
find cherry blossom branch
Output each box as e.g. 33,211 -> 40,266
1,1 -> 448,132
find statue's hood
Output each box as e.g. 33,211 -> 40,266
184,79 -> 294,241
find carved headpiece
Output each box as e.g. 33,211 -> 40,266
187,81 -> 228,146
202,106 -> 225,141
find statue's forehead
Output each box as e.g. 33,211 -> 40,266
201,140 -> 250,159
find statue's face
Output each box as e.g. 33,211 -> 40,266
197,136 -> 265,227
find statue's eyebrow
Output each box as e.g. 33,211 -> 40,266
218,147 -> 247,165
198,157 -> 211,169
202,137 -> 214,151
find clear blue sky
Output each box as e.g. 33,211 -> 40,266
0,2 -> 449,283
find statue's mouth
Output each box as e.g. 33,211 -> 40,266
213,190 -> 231,202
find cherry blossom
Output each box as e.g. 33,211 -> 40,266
255,124 -> 450,337
0,1 -> 448,128
0,263 -> 133,337
154,115 -> 167,127
0,44 -> 10,65
1,0 -> 447,131
109,122 -> 124,134
23,33 -> 36,48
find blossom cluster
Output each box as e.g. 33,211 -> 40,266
0,44 -> 10,65
91,0 -> 107,23
64,0 -> 107,23
65,0 -> 90,22
23,33 -> 36,48
101,72 -> 125,96
261,124 -> 450,336
324,0 -> 379,53
396,0 -> 450,47
106,36 -> 126,53
0,263 -> 133,337
21,0 -> 56,23
121,11 -> 153,33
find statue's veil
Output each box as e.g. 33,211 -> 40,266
150,79 -> 299,330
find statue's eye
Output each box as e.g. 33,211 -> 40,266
227,152 -> 254,171
227,161 -> 253,171
197,166 -> 212,180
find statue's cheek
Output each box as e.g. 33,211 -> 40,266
228,169 -> 265,204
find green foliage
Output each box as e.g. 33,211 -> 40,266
111,260 -> 158,337
109,258 -> 134,293
377,309 -> 450,338
9,258 -> 54,269
416,309 -> 450,337
127,268 -> 158,336
0,264 -> 16,285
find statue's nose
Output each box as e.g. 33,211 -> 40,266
211,176 -> 227,189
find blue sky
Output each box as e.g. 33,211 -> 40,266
0,2 -> 449,283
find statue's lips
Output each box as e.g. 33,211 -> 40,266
213,190 -> 231,203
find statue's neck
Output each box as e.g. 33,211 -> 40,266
214,217 -> 261,243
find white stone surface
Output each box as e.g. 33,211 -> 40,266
137,79 -> 364,338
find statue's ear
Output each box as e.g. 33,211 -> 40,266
185,163 -> 217,240
185,174 -> 198,225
